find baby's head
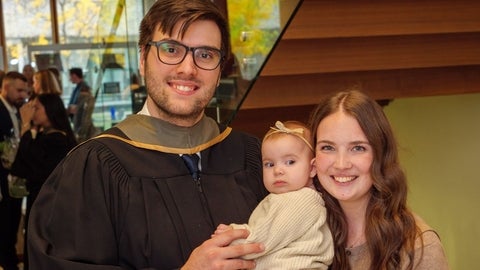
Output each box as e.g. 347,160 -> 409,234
261,121 -> 316,194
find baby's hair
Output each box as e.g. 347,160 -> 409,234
263,120 -> 313,151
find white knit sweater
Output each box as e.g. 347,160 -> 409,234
230,187 -> 334,270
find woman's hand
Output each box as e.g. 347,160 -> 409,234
20,101 -> 35,125
182,228 -> 263,270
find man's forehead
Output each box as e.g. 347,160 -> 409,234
12,79 -> 28,90
154,20 -> 221,42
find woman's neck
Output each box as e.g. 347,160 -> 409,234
341,197 -> 369,248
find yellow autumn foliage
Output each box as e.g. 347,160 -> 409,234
227,0 -> 279,57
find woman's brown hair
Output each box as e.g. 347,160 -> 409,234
33,69 -> 62,96
309,90 -> 420,270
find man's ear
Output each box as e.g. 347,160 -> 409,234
139,47 -> 146,77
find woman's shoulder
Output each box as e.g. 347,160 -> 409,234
413,213 -> 440,244
412,213 -> 450,269
414,214 -> 431,231
413,213 -> 438,236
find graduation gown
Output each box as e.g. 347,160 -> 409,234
28,115 -> 267,270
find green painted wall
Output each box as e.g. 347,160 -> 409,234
383,93 -> 480,270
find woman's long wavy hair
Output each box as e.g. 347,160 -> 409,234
309,90 -> 421,270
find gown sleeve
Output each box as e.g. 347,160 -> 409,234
27,140 -> 130,270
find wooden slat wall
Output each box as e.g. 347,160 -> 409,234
232,0 -> 480,136
262,33 -> 480,75
283,0 -> 480,39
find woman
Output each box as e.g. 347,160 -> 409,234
32,69 -> 62,96
309,90 -> 449,269
11,94 -> 77,269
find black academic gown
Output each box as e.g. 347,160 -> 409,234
28,115 -> 267,270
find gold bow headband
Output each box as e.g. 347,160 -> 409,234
263,121 -> 314,151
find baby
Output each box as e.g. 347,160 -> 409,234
213,120 -> 334,269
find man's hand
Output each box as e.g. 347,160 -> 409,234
182,228 -> 264,270
212,223 -> 233,238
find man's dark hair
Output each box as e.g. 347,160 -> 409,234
2,71 -> 27,88
139,0 -> 231,68
69,68 -> 83,79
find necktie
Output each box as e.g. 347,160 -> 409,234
182,154 -> 200,180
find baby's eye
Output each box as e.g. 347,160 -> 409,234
286,160 -> 296,166
263,161 -> 274,168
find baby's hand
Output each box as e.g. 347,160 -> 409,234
211,224 -> 233,238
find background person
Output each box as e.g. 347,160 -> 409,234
22,64 -> 35,96
31,69 -> 62,97
46,67 -> 62,91
71,84 -> 96,143
66,67 -> 90,119
0,71 -> 28,270
27,1 -> 267,269
24,69 -> 63,137
214,120 -> 334,269
66,68 -> 96,142
11,94 -> 77,270
309,90 -> 449,270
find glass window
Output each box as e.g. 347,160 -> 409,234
3,0 -> 53,71
52,0 -> 143,131
1,0 -> 144,131
56,0 -> 101,44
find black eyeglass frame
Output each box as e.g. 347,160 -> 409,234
147,40 -> 225,71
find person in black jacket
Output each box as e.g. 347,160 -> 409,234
0,71 -> 28,270
27,1 -> 267,269
11,94 -> 77,270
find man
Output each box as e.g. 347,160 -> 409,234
28,1 -> 267,269
67,67 -> 95,142
0,71 -> 29,270
67,67 -> 90,119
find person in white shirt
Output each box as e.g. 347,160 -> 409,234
0,71 -> 28,270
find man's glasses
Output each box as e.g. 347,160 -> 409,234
147,40 -> 224,71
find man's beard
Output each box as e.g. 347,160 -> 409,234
144,71 -> 209,122
14,98 -> 27,108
